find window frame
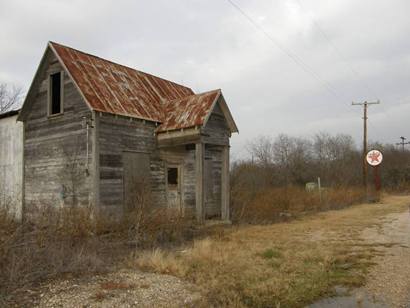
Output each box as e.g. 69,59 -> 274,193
167,167 -> 179,186
48,71 -> 64,117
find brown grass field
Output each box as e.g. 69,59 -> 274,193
132,195 -> 409,307
1,191 -> 409,307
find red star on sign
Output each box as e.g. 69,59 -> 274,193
368,151 -> 381,163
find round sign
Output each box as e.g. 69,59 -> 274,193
366,149 -> 383,166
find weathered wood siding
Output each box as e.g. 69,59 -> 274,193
97,114 -> 165,212
159,146 -> 196,213
0,114 -> 23,219
202,102 -> 231,218
202,103 -> 230,146
97,114 -> 200,216
22,51 -> 232,221
24,51 -> 92,212
204,145 -> 223,218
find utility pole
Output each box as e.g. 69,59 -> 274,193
396,136 -> 410,152
352,100 -> 380,189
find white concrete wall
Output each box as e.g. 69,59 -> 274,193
0,114 -> 23,220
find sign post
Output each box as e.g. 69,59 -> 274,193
366,149 -> 383,201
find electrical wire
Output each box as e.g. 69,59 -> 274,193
294,0 -> 379,99
226,0 -> 344,101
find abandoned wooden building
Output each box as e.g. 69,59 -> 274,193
13,41 -> 238,221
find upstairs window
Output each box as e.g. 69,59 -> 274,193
49,72 -> 63,115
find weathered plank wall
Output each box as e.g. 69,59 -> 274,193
204,145 -> 222,218
98,114 -> 165,213
159,146 -> 196,212
24,51 -> 92,212
21,51 -> 232,221
0,114 -> 23,219
202,103 -> 230,146
202,102 -> 231,218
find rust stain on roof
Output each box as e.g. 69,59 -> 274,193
48,42 -> 234,132
50,42 -> 194,122
157,90 -> 221,132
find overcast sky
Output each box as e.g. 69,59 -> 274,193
1,0 -> 410,159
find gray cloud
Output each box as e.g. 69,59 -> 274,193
1,0 -> 410,159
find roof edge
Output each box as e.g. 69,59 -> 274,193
48,41 -> 94,113
203,90 -> 239,134
17,42 -> 51,121
0,109 -> 20,120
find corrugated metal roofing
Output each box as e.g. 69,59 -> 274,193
50,42 -> 194,123
157,89 -> 221,132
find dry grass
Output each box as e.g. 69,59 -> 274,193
231,186 -> 366,223
0,204 -> 194,301
0,206 -> 108,296
1,187 -> 406,307
131,195 -> 410,307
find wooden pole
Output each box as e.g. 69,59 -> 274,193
363,103 -> 368,189
352,100 -> 380,191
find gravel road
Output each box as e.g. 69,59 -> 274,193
362,206 -> 410,308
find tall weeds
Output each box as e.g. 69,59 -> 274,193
0,204 -> 193,298
231,186 -> 366,223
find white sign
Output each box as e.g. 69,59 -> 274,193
366,149 -> 383,166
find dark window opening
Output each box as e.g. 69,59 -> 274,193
50,72 -> 62,115
167,167 -> 178,185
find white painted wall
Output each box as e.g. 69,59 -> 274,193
0,114 -> 23,220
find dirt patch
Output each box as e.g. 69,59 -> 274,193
33,270 -> 201,308
4,270 -> 201,307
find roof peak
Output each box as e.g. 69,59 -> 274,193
48,41 -> 193,92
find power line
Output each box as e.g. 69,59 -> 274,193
294,0 -> 379,99
226,0 -> 344,101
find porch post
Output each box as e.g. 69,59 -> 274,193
221,145 -> 230,221
195,142 -> 205,222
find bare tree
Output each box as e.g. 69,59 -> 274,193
0,83 -> 23,113
246,135 -> 274,166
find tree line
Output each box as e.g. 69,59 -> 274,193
232,133 -> 410,191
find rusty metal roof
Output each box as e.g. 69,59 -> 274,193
157,89 -> 221,132
50,42 -> 194,122
46,42 -> 237,133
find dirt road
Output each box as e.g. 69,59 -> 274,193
311,195 -> 410,308
362,200 -> 410,307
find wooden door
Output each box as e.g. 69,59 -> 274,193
166,165 -> 182,212
123,152 -> 150,212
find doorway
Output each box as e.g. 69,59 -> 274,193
123,152 -> 150,212
166,165 -> 182,212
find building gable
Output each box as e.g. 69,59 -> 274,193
18,44 -> 91,122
